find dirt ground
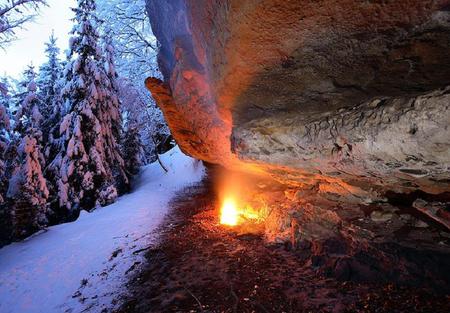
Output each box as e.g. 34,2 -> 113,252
116,171 -> 450,313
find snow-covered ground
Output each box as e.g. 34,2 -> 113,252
0,147 -> 204,313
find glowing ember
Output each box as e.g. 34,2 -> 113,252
220,197 -> 239,226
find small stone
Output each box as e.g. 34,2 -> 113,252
368,99 -> 382,108
399,214 -> 413,222
182,70 -> 193,80
284,189 -> 296,200
370,210 -> 394,222
414,219 -> 428,228
294,189 -> 315,200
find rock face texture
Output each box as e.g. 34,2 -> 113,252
145,0 -> 450,201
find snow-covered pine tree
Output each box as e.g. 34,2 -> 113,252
55,0 -> 127,212
12,65 -> 38,119
0,85 -> 11,244
13,66 -> 39,133
37,33 -> 66,217
0,77 -> 12,113
117,78 -> 172,164
96,0 -> 157,84
38,31 -> 62,126
3,74 -> 21,196
121,117 -> 144,177
99,33 -> 128,193
0,84 -> 11,203
97,0 -> 173,163
42,95 -> 66,221
7,71 -> 49,238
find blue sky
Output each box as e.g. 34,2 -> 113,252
0,0 -> 76,78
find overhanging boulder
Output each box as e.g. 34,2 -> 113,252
145,0 -> 450,201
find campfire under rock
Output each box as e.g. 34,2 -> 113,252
117,166 -> 450,313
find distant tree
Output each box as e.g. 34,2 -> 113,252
37,33 -> 66,219
3,76 -> 21,192
7,70 -> 49,238
121,117 -> 144,177
0,84 -> 11,203
0,86 -> 11,244
0,76 -> 12,113
38,31 -> 62,124
0,0 -> 47,48
54,0 -> 126,213
0,81 -> 7,97
13,65 -> 39,131
100,33 -> 128,191
97,0 -> 172,164
96,0 -> 157,83
11,64 -> 37,118
118,78 -> 172,164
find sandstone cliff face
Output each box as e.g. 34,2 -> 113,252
145,0 -> 450,201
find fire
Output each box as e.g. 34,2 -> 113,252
220,197 -> 239,226
217,170 -> 266,227
219,196 -> 262,226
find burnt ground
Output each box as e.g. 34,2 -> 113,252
116,171 -> 450,313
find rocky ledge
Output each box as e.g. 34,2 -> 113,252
145,1 -> 450,228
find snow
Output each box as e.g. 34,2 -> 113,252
0,82 -> 8,96
0,147 -> 205,313
59,113 -> 72,136
31,105 -> 43,125
27,81 -> 37,92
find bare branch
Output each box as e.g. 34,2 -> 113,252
0,0 -> 48,48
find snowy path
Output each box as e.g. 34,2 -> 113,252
0,147 -> 204,313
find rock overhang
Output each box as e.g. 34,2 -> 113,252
145,0 -> 450,201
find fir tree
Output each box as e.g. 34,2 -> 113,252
12,65 -> 37,118
55,0 -> 126,212
3,77 -> 21,196
42,89 -> 65,219
38,31 -> 62,124
14,66 -> 39,134
0,83 -> 11,244
0,83 -> 11,203
38,33 -> 66,217
0,77 -> 12,112
7,72 -> 49,238
121,122 -> 143,177
100,33 -> 128,191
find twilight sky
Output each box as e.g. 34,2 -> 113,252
0,0 -> 76,78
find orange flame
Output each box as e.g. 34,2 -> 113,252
220,197 -> 239,226
219,196 -> 262,226
217,169 -> 266,227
